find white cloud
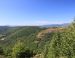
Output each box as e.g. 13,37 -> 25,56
33,20 -> 71,26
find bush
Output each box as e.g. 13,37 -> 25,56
12,41 -> 25,58
0,47 -> 4,55
17,50 -> 36,58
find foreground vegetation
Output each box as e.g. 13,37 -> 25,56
0,21 -> 75,58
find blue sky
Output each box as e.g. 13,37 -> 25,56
0,0 -> 75,26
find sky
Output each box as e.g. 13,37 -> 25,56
0,0 -> 75,26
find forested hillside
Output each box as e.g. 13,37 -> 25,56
0,21 -> 75,58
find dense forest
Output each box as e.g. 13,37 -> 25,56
0,21 -> 75,58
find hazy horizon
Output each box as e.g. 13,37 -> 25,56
0,0 -> 75,26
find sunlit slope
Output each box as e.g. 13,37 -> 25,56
0,27 -> 43,47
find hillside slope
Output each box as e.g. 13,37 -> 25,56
0,24 -> 74,58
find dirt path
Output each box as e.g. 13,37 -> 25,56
0,55 -> 5,58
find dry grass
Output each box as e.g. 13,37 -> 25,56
37,28 -> 64,38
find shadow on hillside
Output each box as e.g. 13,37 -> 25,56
17,50 -> 36,58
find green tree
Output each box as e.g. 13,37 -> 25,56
12,40 -> 25,58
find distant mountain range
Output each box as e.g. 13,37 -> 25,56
41,23 -> 69,28
0,23 -> 69,34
